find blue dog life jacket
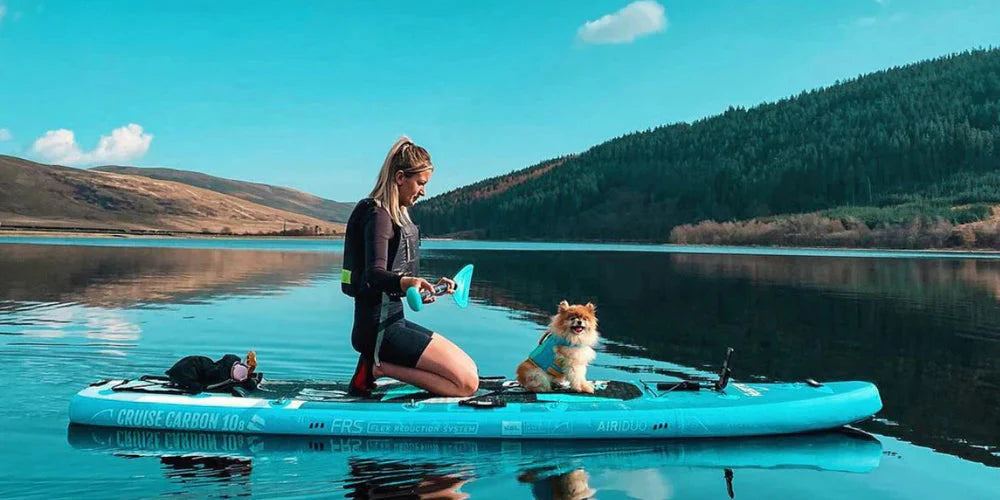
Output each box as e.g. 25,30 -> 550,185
527,332 -> 573,376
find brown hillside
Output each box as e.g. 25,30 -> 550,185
92,165 -> 353,223
463,159 -> 566,201
417,156 -> 570,208
0,155 -> 343,234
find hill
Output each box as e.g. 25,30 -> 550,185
92,165 -> 352,223
412,48 -> 1000,243
413,157 -> 571,238
0,155 -> 342,235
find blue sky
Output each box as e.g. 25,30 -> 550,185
1,1 -> 999,201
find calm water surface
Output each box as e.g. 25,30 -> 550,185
1,237 -> 998,498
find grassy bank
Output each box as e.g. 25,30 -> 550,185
670,202 -> 1000,249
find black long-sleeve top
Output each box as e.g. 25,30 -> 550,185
351,204 -> 406,357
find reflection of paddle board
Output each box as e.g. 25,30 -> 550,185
67,424 -> 882,474
69,375 -> 882,439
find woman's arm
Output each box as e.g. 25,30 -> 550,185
363,209 -> 404,295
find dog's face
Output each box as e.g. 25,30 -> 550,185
550,300 -> 599,346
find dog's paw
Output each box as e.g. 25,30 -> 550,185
575,381 -> 595,394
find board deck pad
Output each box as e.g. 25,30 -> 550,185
109,376 -> 644,403
374,378 -> 643,404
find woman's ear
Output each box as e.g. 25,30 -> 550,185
394,170 -> 405,186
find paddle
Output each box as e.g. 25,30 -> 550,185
714,347 -> 734,391
405,264 -> 474,312
655,347 -> 735,393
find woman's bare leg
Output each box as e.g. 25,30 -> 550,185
373,334 -> 479,397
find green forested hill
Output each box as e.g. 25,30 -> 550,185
413,48 -> 1000,242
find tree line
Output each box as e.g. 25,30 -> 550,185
413,48 -> 1000,244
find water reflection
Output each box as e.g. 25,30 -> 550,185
2,240 -> 997,489
0,243 -> 340,308
518,467 -> 595,500
157,455 -> 253,484
346,459 -> 472,499
670,253 -> 1000,328
421,251 -> 1000,467
67,425 -> 882,499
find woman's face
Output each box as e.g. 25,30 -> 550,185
396,169 -> 432,207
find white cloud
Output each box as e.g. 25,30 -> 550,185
32,129 -> 80,163
90,124 -> 154,163
31,123 -> 153,165
577,1 -> 667,45
0,128 -> 11,141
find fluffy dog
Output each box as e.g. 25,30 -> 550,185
516,301 -> 599,393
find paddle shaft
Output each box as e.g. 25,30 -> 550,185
420,282 -> 450,299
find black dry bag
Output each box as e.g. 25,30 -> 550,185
341,198 -> 375,297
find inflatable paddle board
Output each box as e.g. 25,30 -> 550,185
69,374 -> 882,439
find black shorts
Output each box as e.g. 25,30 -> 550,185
378,319 -> 434,368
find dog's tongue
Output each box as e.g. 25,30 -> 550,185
572,326 -> 584,333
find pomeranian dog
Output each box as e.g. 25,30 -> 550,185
516,301 -> 599,393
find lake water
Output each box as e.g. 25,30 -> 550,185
1,237 -> 998,499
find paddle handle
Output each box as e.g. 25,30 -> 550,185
420,282 -> 449,299
714,347 -> 735,392
406,264 -> 474,312
406,282 -> 447,312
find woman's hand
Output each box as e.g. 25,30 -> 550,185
400,276 -> 437,303
436,277 -> 457,294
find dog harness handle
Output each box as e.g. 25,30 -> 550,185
526,332 -> 573,376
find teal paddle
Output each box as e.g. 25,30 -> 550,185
405,264 -> 474,312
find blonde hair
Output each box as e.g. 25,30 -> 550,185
369,136 -> 434,226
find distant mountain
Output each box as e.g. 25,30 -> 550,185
0,155 -> 341,234
413,48 -> 1000,242
92,165 -> 353,223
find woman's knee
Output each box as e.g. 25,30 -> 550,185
447,358 -> 478,396
457,366 -> 479,396
417,334 -> 479,395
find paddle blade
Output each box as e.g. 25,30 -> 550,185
452,264 -> 474,308
405,286 -> 424,312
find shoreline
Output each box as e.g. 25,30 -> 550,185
3,230 -> 1000,256
0,229 -> 344,240
658,243 -> 1000,256
427,237 -> 1000,255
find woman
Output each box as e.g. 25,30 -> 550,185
342,136 -> 479,397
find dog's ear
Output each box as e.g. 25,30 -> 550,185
585,302 -> 596,312
558,300 -> 569,311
